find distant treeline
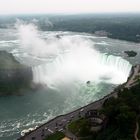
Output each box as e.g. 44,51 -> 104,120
49,14 -> 140,43
1,14 -> 140,42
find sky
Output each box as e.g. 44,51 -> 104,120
0,0 -> 140,15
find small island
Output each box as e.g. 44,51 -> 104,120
124,50 -> 137,57
0,51 -> 33,95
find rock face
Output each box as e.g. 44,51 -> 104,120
0,51 -> 33,95
124,50 -> 137,57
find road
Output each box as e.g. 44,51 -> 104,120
18,90 -> 117,140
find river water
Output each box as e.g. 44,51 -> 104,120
0,25 -> 140,140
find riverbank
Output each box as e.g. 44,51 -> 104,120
18,64 -> 140,140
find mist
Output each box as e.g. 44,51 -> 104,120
16,23 -> 132,90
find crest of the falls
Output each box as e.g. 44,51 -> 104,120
32,50 -> 132,89
99,54 -> 132,84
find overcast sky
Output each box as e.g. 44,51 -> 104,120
0,0 -> 140,15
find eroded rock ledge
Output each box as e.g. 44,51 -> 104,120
0,51 -> 33,95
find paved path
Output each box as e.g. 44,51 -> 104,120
134,121 -> 139,140
18,65 -> 140,140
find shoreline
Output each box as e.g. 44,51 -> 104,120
18,64 -> 140,140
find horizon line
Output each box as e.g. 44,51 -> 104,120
0,11 -> 140,16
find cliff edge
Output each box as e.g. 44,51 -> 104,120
0,51 -> 33,95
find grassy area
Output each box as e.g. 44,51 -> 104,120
68,118 -> 91,137
44,131 -> 65,140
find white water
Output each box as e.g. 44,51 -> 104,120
32,53 -> 132,89
16,23 -> 132,90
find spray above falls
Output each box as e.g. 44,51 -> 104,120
17,23 -> 132,90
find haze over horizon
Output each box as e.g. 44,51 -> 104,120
0,0 -> 140,15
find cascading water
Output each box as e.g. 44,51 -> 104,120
99,54 -> 132,84
32,53 -> 132,88
17,23 -> 132,95
31,46 -> 132,108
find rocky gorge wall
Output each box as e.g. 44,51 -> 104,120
0,51 -> 33,95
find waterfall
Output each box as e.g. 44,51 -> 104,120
32,52 -> 132,89
99,54 -> 132,84
16,23 -> 132,89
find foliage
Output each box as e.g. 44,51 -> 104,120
44,131 -> 65,140
68,118 -> 91,137
49,14 -> 140,43
1,14 -> 140,42
67,81 -> 140,140
95,83 -> 140,140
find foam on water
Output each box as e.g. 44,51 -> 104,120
0,112 -> 55,139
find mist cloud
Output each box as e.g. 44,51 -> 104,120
16,23 -> 131,90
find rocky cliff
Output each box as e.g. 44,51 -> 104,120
0,51 -> 33,95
